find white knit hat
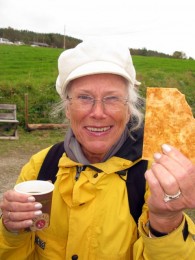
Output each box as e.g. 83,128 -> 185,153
56,40 -> 137,96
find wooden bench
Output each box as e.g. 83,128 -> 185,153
0,104 -> 19,140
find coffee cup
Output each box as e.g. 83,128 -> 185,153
14,180 -> 54,231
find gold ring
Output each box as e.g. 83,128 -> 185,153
164,190 -> 182,203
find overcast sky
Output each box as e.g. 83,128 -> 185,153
1,0 -> 195,58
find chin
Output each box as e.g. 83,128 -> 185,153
87,144 -> 110,155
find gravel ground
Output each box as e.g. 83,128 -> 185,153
0,150 -> 35,201
0,140 -> 44,219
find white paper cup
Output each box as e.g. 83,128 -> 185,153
14,180 -> 54,231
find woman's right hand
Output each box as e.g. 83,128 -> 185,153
0,190 -> 42,232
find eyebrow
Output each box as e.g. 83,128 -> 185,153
73,89 -> 123,96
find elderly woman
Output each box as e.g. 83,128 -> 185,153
0,40 -> 195,260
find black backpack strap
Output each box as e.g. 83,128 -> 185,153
126,160 -> 148,224
37,141 -> 64,183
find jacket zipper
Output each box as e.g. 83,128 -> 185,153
75,166 -> 85,181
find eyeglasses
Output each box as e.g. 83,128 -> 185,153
66,95 -> 129,111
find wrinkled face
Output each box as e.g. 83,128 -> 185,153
66,74 -> 130,163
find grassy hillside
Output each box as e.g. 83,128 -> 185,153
0,45 -> 63,125
0,45 -> 195,127
135,56 -> 195,110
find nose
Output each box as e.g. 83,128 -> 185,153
90,100 -> 106,117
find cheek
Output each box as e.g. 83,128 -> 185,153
66,107 -> 85,124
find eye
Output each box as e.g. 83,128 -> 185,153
78,95 -> 93,102
104,96 -> 120,103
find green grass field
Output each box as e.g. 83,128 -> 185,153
0,44 -> 195,126
135,55 -> 195,110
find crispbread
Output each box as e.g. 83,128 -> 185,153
142,88 -> 195,163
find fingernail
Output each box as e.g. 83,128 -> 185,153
28,196 -> 35,202
34,203 -> 42,209
26,220 -> 33,226
34,210 -> 42,216
162,144 -> 171,153
154,153 -> 162,160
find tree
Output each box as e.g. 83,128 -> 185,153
172,51 -> 187,59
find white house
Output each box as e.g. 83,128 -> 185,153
0,38 -> 13,45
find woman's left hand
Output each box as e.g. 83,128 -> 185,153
145,144 -> 195,232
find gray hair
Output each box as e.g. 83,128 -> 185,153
126,82 -> 144,133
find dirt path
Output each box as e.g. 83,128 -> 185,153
0,142 -> 46,199
0,149 -> 39,201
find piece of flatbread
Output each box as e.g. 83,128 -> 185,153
142,87 -> 195,163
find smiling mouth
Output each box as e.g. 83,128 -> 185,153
86,126 -> 111,132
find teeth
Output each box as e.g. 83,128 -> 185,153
87,126 -> 110,132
